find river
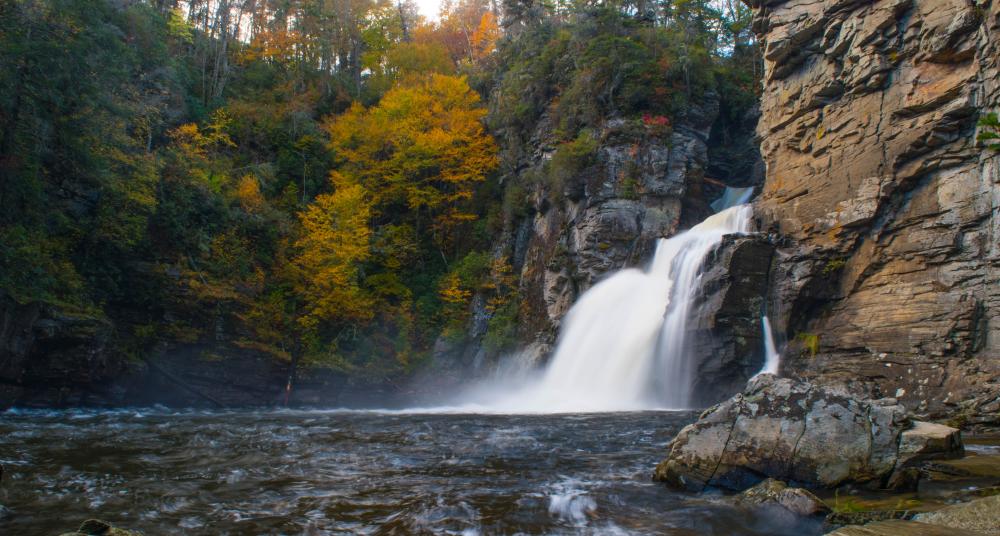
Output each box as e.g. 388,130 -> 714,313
0,408 -> 822,535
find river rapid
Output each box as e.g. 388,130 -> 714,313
0,409 -> 822,535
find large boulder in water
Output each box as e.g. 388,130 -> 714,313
654,374 -> 962,491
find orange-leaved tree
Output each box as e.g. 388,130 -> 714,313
325,73 -> 499,250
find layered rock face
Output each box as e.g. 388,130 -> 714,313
751,0 -> 1000,417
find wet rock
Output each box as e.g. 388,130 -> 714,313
923,451 -> 1000,480
516,103 -> 722,343
687,235 -> 775,406
912,494 -> 1000,535
738,478 -> 831,517
897,421 -> 964,465
58,519 -> 141,536
653,375 -> 959,491
826,510 -> 911,528
825,519 -> 989,536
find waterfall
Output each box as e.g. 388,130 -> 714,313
710,186 -> 753,212
473,199 -> 754,413
758,316 -> 781,376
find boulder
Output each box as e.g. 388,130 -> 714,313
737,478 -> 830,517
887,420 -> 964,489
897,421 -> 964,465
654,375 -> 963,491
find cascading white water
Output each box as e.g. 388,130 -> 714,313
474,198 -> 754,413
757,316 -> 781,376
710,186 -> 754,212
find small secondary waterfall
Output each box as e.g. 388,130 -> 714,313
758,316 -> 781,376
479,193 -> 754,413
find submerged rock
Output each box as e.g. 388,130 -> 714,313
58,519 -> 141,536
738,478 -> 830,517
654,375 -> 962,491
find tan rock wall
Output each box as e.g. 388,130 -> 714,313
751,0 -> 1000,417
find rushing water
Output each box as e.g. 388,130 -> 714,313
469,202 -> 755,413
0,408 -> 822,535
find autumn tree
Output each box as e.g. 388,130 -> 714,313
291,177 -> 374,331
326,73 -> 499,250
437,0 -> 496,64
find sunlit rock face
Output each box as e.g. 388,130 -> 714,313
750,0 -> 1000,418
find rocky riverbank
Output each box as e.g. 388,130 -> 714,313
656,374 -> 1000,534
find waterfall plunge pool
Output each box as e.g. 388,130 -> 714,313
0,192 -> 797,535
0,408 -> 823,535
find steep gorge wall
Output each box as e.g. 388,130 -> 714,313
751,0 -> 1000,418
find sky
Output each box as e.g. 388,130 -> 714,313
414,0 -> 443,20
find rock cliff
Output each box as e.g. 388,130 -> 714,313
0,291 -> 121,407
0,286 -> 349,408
751,0 -> 1000,418
511,107 -> 720,347
432,85 -> 755,379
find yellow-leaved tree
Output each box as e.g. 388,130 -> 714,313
292,175 -> 374,331
326,73 -> 499,249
